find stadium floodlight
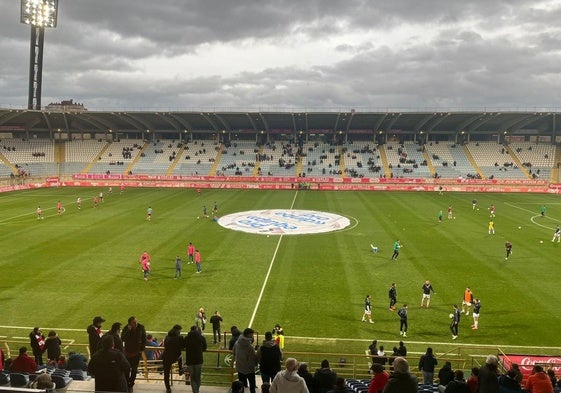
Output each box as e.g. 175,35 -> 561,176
20,0 -> 59,110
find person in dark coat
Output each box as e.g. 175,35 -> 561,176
229,326 -> 241,350
101,322 -> 124,352
29,327 -> 45,365
121,316 -> 147,391
184,326 -> 207,393
256,331 -> 283,384
438,362 -> 455,389
418,347 -> 438,385
382,357 -> 417,393
44,330 -> 62,362
87,316 -> 105,356
162,325 -> 184,393
297,362 -> 315,393
477,355 -> 499,393
314,359 -> 337,393
88,335 -> 130,393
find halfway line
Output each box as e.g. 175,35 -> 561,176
247,191 -> 299,328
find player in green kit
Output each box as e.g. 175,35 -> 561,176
391,240 -> 401,260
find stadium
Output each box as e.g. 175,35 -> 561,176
1,107 -> 561,392
3,1 -> 561,393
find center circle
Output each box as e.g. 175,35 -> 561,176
217,209 -> 351,235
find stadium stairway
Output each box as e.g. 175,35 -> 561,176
81,142 -> 110,174
253,145 -> 264,176
54,141 -> 65,164
504,144 -> 532,180
339,146 -> 347,178
378,146 -> 392,178
461,145 -> 485,179
209,144 -> 223,176
550,145 -> 561,183
166,144 -> 186,176
0,151 -> 18,175
421,147 -> 436,177
124,143 -> 149,175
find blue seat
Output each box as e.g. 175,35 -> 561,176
51,374 -> 72,389
9,372 -> 29,387
69,369 -> 90,381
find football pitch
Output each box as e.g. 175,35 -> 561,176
1,187 -> 560,355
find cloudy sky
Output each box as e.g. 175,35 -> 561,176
1,0 -> 561,111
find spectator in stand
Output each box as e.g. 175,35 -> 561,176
368,363 -> 390,393
162,325 -> 184,393
327,377 -> 347,393
233,328 -> 258,393
466,367 -> 479,393
121,316 -> 147,392
29,373 -> 55,390
256,331 -> 283,384
184,326 -> 207,393
396,341 -> 407,357
498,369 -> 522,393
144,334 -> 160,361
229,326 -> 242,350
382,357 -> 417,393
314,359 -> 337,393
87,316 -> 105,355
270,358 -> 309,393
509,364 -> 523,384
368,340 -> 378,357
297,362 -> 315,393
418,347 -> 438,385
29,327 -> 45,366
44,330 -> 62,363
526,365 -> 554,393
88,335 -> 130,393
102,322 -> 124,352
546,369 -> 557,388
66,351 -> 88,371
12,347 -> 38,374
443,370 -> 469,393
477,355 -> 500,393
438,362 -> 455,391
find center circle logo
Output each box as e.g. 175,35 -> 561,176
217,209 -> 350,235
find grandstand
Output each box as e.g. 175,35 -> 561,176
0,109 -> 559,183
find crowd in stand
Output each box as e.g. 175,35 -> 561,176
3,320 -> 561,393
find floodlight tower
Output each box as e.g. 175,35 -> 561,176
20,0 -> 58,110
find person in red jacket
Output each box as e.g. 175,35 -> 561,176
525,365 -> 554,393
368,363 -> 390,393
11,347 -> 38,374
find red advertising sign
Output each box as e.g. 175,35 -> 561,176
500,354 -> 561,379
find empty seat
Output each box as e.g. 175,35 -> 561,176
9,372 -> 29,387
0,372 -> 9,386
69,370 -> 90,381
50,374 -> 72,389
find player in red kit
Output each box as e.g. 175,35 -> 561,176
187,242 -> 195,264
139,251 -> 151,281
57,201 -> 63,215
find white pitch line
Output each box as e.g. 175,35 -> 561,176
247,191 -> 299,328
504,202 -> 560,230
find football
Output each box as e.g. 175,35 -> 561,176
449,313 -> 454,318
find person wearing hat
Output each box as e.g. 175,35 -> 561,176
87,316 -> 105,356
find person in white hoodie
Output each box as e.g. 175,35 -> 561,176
271,358 -> 309,393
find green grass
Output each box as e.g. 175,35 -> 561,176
1,187 -> 560,356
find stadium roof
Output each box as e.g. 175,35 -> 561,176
0,109 -> 559,137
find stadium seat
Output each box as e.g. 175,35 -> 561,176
50,374 -> 72,390
8,373 -> 29,387
0,372 -> 9,386
69,370 -> 90,381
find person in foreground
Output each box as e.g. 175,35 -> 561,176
88,335 -> 130,393
382,356 -> 417,393
270,358 -> 309,393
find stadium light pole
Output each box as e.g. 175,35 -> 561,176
20,0 -> 58,110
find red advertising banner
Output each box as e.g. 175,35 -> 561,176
500,354 -> 561,379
